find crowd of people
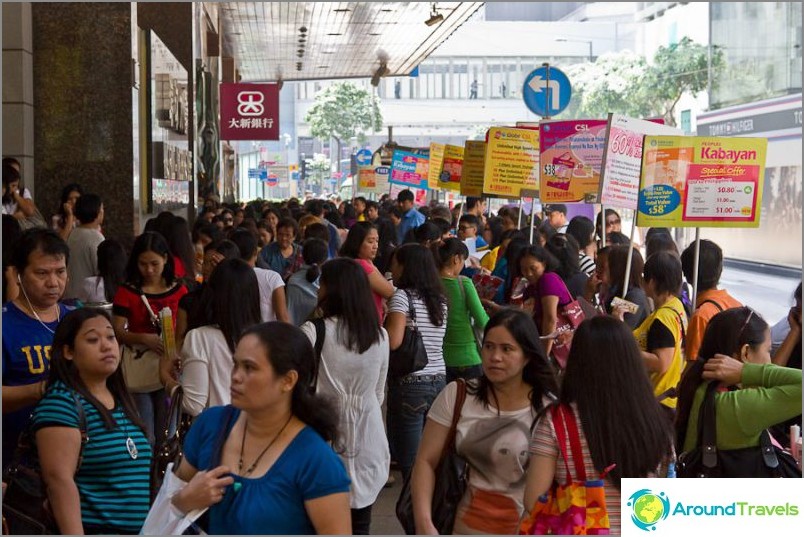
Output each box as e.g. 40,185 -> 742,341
2,158 -> 801,535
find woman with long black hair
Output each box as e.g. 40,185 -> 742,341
675,307 -> 802,457
301,258 -> 389,534
340,222 -> 394,323
525,316 -> 675,534
32,308 -> 151,534
384,243 -> 448,479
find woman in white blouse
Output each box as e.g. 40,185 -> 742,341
301,258 -> 389,535
168,258 -> 262,416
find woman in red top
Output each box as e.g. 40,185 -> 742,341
340,222 -> 394,324
112,231 -> 187,445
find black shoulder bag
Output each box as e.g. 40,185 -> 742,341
677,381 -> 801,478
151,386 -> 195,501
396,379 -> 469,535
2,392 -> 88,534
388,290 -> 429,379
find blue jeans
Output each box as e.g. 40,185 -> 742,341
386,374 -> 446,478
132,388 -> 168,446
446,364 -> 484,384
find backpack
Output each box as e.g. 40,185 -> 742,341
2,391 -> 88,534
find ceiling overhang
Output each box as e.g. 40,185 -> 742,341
220,2 -> 485,82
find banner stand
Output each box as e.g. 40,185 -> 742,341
691,227 -> 701,309
622,212 -> 638,297
529,198 -> 537,244
517,198 -> 524,229
601,204 -> 607,248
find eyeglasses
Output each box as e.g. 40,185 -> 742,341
458,225 -> 474,231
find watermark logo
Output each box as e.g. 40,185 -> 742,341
628,489 -> 671,531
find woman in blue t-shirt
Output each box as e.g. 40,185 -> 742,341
32,308 -> 152,534
170,322 -> 352,535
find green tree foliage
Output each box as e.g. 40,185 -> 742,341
564,37 -> 724,126
305,82 -> 383,145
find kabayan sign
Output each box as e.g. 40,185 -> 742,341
220,83 -> 280,140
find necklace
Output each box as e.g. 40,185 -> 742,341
18,287 -> 60,335
238,414 -> 293,477
119,409 -> 138,460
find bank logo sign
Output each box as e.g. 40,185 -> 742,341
622,479 -> 803,535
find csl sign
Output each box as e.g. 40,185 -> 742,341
220,83 -> 280,140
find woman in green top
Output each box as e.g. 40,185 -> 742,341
433,238 -> 489,383
676,307 -> 803,455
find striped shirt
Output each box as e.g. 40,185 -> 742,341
31,381 -> 152,533
530,403 -> 622,534
578,253 -> 596,277
387,289 -> 447,376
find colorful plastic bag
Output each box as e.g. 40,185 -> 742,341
519,405 -> 611,535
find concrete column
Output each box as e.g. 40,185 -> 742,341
2,2 -> 35,195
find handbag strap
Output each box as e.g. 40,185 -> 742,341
70,390 -> 89,470
161,385 -> 187,441
440,379 -> 468,461
551,404 -> 587,483
404,289 -> 419,329
695,381 -> 779,470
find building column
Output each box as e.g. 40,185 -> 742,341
2,2 -> 35,194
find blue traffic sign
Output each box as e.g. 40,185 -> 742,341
522,66 -> 572,117
356,148 -> 373,166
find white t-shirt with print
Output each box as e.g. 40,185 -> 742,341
387,289 -> 447,376
428,380 -> 536,535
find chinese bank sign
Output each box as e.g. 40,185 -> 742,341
220,83 -> 279,141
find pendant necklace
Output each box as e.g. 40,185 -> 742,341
121,412 -> 138,460
238,414 -> 293,476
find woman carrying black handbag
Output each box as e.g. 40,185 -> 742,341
676,307 -> 803,478
409,309 -> 559,535
384,244 -> 448,480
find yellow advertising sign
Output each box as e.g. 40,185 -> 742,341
461,140 -> 486,197
357,167 -> 376,191
438,144 -> 464,192
636,136 -> 767,228
428,142 -> 445,191
483,127 -> 540,199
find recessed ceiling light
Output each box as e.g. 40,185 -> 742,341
368,32 -> 381,36
322,50 -> 335,54
327,32 -> 342,36
318,65 -> 329,69
333,8 -> 351,13
299,26 -> 308,33
381,8 -> 394,12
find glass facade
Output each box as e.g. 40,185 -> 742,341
710,2 -> 802,109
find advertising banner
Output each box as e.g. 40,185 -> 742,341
390,149 -> 430,189
461,140 -> 486,197
220,83 -> 279,140
357,166 -> 376,191
539,119 -> 607,203
483,127 -> 540,199
599,115 -> 681,209
439,144 -> 465,192
636,136 -> 767,228
373,165 -> 390,194
428,142 -> 445,190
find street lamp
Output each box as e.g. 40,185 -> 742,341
556,38 -> 594,62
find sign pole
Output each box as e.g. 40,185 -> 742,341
528,63 -> 552,244
517,199 -> 524,229
691,227 -> 702,309
600,204 -> 607,247
622,212 -> 638,298
529,198 -> 538,244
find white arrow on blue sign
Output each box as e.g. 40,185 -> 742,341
356,149 -> 373,166
522,66 -> 572,117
